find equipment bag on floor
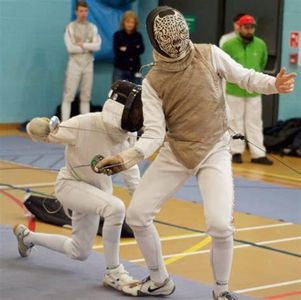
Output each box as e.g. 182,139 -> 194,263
264,118 -> 301,156
24,194 -> 134,237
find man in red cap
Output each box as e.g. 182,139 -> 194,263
219,13 -> 245,48
222,14 -> 274,165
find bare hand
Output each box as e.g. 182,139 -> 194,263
275,67 -> 297,93
120,46 -> 127,52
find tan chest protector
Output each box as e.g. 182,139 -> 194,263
146,44 -> 227,169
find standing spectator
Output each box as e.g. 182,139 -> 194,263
223,15 -> 273,165
61,1 -> 101,121
219,13 -> 245,48
112,11 -> 145,84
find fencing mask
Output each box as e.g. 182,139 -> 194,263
108,80 -> 143,132
146,6 -> 190,59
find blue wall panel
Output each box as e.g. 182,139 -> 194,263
0,0 -> 158,123
0,0 -> 70,122
278,0 -> 301,120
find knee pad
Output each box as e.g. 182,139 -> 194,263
64,239 -> 90,261
103,200 -> 125,224
207,220 -> 234,239
126,206 -> 150,228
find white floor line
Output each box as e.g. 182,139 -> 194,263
92,222 -> 294,250
234,279 -> 301,293
0,182 -> 55,190
257,236 -> 301,245
236,222 -> 293,232
129,236 -> 301,263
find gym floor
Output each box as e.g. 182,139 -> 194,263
1,125 -> 300,300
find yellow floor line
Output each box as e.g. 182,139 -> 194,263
164,236 -> 212,266
130,235 -> 301,263
233,167 -> 301,183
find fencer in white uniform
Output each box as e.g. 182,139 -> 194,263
61,2 -> 101,121
14,81 -> 144,291
94,6 -> 296,300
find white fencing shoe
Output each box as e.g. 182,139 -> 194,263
122,276 -> 176,297
103,264 -> 139,291
213,291 -> 238,300
13,224 -> 34,257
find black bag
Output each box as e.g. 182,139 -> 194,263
24,194 -> 134,237
264,118 -> 301,156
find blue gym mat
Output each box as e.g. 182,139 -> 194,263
0,225 -> 254,300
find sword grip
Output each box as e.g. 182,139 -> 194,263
90,155 -> 104,173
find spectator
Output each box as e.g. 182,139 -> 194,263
223,15 -> 274,165
219,13 -> 245,48
112,11 -> 145,84
61,1 -> 101,121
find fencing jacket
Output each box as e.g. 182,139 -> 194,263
46,104 -> 140,195
135,44 -> 278,168
64,20 -> 101,67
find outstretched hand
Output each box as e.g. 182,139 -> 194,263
275,67 -> 297,93
26,117 -> 50,142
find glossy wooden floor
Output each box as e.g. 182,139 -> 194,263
1,127 -> 301,299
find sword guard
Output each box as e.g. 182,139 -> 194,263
90,155 -> 104,173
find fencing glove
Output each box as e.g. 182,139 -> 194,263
26,117 -> 51,142
94,148 -> 144,175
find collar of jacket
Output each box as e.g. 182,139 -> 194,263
152,41 -> 195,72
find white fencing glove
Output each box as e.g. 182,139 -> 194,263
26,117 -> 51,142
93,148 -> 144,175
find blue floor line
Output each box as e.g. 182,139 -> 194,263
1,136 -> 300,224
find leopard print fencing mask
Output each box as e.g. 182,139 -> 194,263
146,6 -> 190,59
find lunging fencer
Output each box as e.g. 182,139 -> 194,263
61,1 -> 101,121
94,6 -> 296,300
14,81 -> 143,291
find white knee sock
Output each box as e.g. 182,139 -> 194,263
80,102 -> 90,115
102,222 -> 122,269
24,231 -> 72,255
61,102 -> 71,121
211,235 -> 234,295
131,224 -> 168,284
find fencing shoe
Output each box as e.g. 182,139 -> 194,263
103,264 -> 139,291
232,153 -> 242,163
213,291 -> 238,300
13,224 -> 34,257
122,276 -> 176,296
251,156 -> 273,165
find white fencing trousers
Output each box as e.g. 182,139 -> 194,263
25,179 -> 125,268
127,133 -> 234,283
227,94 -> 266,158
61,58 -> 93,121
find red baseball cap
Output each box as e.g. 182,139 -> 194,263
238,15 -> 256,26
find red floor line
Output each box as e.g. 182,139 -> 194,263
264,290 -> 301,299
0,190 -> 36,231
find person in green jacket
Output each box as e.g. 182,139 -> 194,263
222,14 -> 273,165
